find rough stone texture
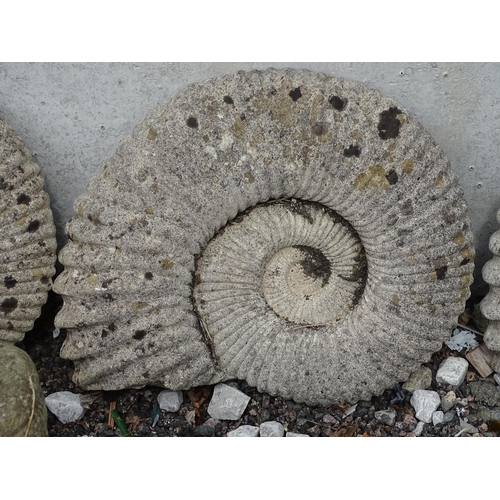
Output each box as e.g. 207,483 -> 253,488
227,425 -> 260,437
480,208 -> 500,361
413,421 -> 425,437
436,357 -> 469,387
375,408 -> 397,426
0,116 -> 57,342
1,116 -> 57,437
207,383 -> 250,420
53,68 -> 474,405
410,390 -> 441,423
260,421 -> 285,437
432,410 -> 444,426
0,341 -> 48,436
469,381 -> 500,407
157,390 -> 183,412
45,391 -> 85,424
286,432 -> 310,437
441,391 -> 457,412
402,366 -> 433,392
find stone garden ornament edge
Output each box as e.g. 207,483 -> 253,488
53,68 -> 475,405
1,115 -> 57,436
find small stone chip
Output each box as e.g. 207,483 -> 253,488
207,383 -> 250,420
227,425 -> 260,437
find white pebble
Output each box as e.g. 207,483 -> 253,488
414,421 -> 425,437
410,390 -> 441,423
45,391 -> 85,424
207,383 -> 250,420
436,357 -> 469,387
432,410 -> 444,426
260,421 -> 285,437
286,432 -> 310,437
227,425 -> 259,437
157,390 -> 183,412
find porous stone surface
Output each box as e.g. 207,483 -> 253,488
45,391 -> 85,424
410,390 -> 441,423
402,366 -> 433,392
0,341 -> 48,436
441,391 -> 457,412
436,357 -> 469,387
480,208 -> 500,358
207,383 -> 250,420
375,408 -> 397,426
469,381 -> 500,406
52,68 -> 475,405
260,421 -> 285,437
157,390 -> 183,412
227,425 -> 260,437
0,116 -> 57,342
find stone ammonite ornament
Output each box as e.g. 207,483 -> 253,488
480,208 -> 500,372
1,115 -> 57,436
53,69 -> 475,405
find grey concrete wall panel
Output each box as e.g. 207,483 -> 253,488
52,69 -> 474,405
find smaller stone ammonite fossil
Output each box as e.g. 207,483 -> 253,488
480,208 -> 500,372
1,115 -> 56,436
53,69 -> 475,405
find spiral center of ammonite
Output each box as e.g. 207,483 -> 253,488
194,200 -> 367,331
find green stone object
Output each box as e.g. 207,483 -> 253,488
0,341 -> 48,437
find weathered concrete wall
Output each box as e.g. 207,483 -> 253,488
1,62 -> 498,294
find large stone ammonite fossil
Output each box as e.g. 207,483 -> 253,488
1,116 -> 57,436
480,208 -> 500,372
53,69 -> 475,405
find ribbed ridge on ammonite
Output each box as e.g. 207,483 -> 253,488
1,116 -> 57,342
53,68 -> 474,405
480,208 -> 500,372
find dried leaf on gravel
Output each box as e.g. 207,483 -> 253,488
331,424 -> 359,437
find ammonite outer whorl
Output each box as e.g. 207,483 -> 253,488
53,69 -> 475,405
1,116 -> 57,342
480,208 -> 500,372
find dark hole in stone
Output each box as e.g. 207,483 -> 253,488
328,95 -> 347,111
460,258 -> 471,266
378,107 -> 402,140
4,276 -> 17,289
109,323 -> 116,331
1,297 -> 18,314
343,145 -> 361,157
186,116 -> 198,128
223,95 -> 234,105
101,329 -> 108,338
27,220 -> 40,232
385,169 -> 398,185
133,330 -> 147,340
7,321 -> 14,330
313,123 -> 324,136
436,266 -> 448,280
0,178 -> 8,190
289,87 -> 302,101
103,293 -> 114,302
17,193 -> 31,205
293,245 -> 331,287
142,371 -> 150,378
270,87 -> 277,95
240,113 -> 246,121
401,199 -> 413,216
144,272 -> 153,280
40,277 -> 50,285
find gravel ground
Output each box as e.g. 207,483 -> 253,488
17,291 -> 500,437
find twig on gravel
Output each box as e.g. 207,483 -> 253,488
457,323 -> 484,336
108,401 -> 117,429
24,375 -> 36,437
454,428 -> 467,437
